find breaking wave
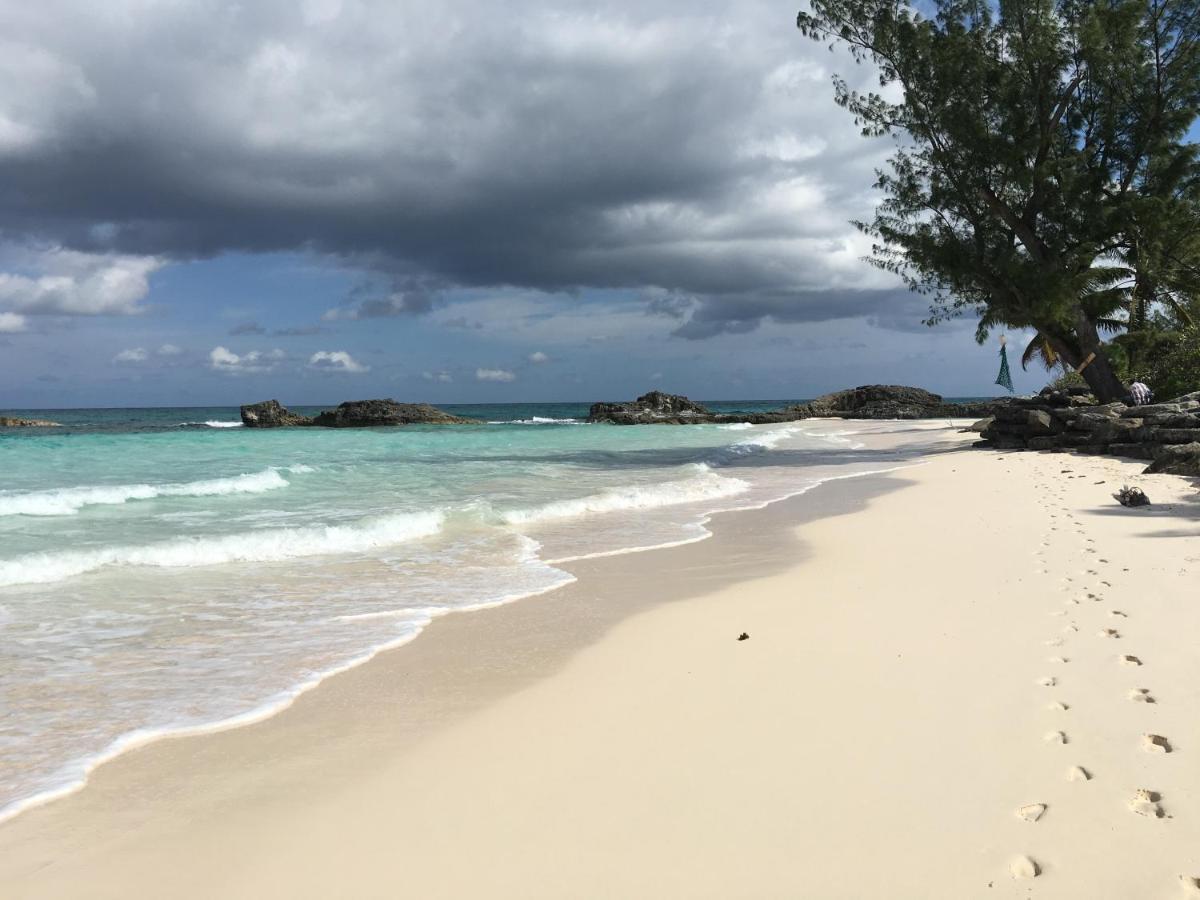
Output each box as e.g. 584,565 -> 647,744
0,467 -> 312,518
501,465 -> 749,525
0,508 -> 445,587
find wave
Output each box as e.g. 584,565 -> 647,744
0,466 -> 313,518
175,420 -> 244,428
0,508 -> 445,587
501,465 -> 749,525
487,416 -> 586,425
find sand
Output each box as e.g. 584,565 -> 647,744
2,422 -> 1199,899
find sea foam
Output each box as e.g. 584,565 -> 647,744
0,467 -> 310,517
501,465 -> 750,525
0,508 -> 445,586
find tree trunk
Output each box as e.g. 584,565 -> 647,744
1042,310 -> 1128,403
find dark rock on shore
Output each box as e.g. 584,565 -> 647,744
1144,442 -> 1200,476
977,386 -> 1200,476
0,416 -> 61,427
587,386 -> 1006,425
310,399 -> 473,427
240,400 -> 313,428
241,398 -> 475,428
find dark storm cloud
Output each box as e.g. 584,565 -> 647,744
0,0 -> 903,334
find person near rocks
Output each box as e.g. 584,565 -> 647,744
1127,381 -> 1153,406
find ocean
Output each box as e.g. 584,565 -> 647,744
0,401 -> 933,822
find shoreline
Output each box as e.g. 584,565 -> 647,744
3,425 -> 1198,897
0,419 -> 935,829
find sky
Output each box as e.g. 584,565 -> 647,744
0,0 -> 1114,408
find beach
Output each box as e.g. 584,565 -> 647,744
2,421 -> 1197,898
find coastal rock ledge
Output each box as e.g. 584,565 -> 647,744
0,416 -> 61,427
587,387 -> 1001,425
240,399 -> 474,428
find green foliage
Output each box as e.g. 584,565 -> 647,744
796,0 -> 1200,402
1144,328 -> 1200,398
1046,369 -> 1088,392
1109,329 -> 1185,381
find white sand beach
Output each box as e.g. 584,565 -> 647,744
2,423 -> 1198,899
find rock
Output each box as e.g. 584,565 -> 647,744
240,400 -> 313,428
791,384 -> 996,419
0,416 -> 61,427
310,399 -> 474,427
965,417 -> 994,433
1144,442 -> 1200,476
587,391 -> 715,425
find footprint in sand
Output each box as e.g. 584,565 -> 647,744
1099,628 -> 1121,639
1049,656 -> 1069,664
1045,638 -> 1064,647
1180,875 -> 1200,896
1129,789 -> 1164,818
1016,803 -> 1047,822
1038,676 -> 1057,687
1044,731 -> 1068,745
1010,856 -> 1041,879
1063,624 -> 1079,633
1067,766 -> 1091,782
1110,610 -> 1127,618
1144,734 -> 1173,754
1047,701 -> 1069,711
1129,688 -> 1155,703
1120,655 -> 1143,667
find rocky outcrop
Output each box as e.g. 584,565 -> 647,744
588,386 -> 1006,425
588,391 -> 719,424
310,399 -> 473,427
0,416 -> 61,427
1144,442 -> 1200,476
240,400 -> 313,428
788,385 -> 1003,420
241,398 -> 474,428
977,387 -> 1200,476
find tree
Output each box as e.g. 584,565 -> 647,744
796,0 -> 1200,402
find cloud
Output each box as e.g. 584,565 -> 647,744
0,248 -> 163,317
229,321 -> 266,336
476,367 -> 516,383
157,343 -> 182,356
209,345 -> 283,374
308,350 -> 368,373
113,347 -> 148,363
0,312 -> 25,332
0,1 -> 907,337
527,351 -> 549,364
421,370 -> 453,383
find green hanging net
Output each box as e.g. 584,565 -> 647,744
995,343 -> 1014,393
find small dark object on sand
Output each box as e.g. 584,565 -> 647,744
1113,486 -> 1150,508
1094,481 -> 1105,485
737,632 -> 750,641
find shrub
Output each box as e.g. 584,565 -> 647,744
1144,329 -> 1200,399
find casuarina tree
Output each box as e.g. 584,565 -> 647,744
797,0 -> 1200,401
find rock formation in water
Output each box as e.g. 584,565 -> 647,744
586,386 -> 1002,425
240,398 -> 474,428
310,399 -> 474,427
240,400 -> 313,428
0,416 -> 61,427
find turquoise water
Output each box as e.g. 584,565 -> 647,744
0,404 -> 919,821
